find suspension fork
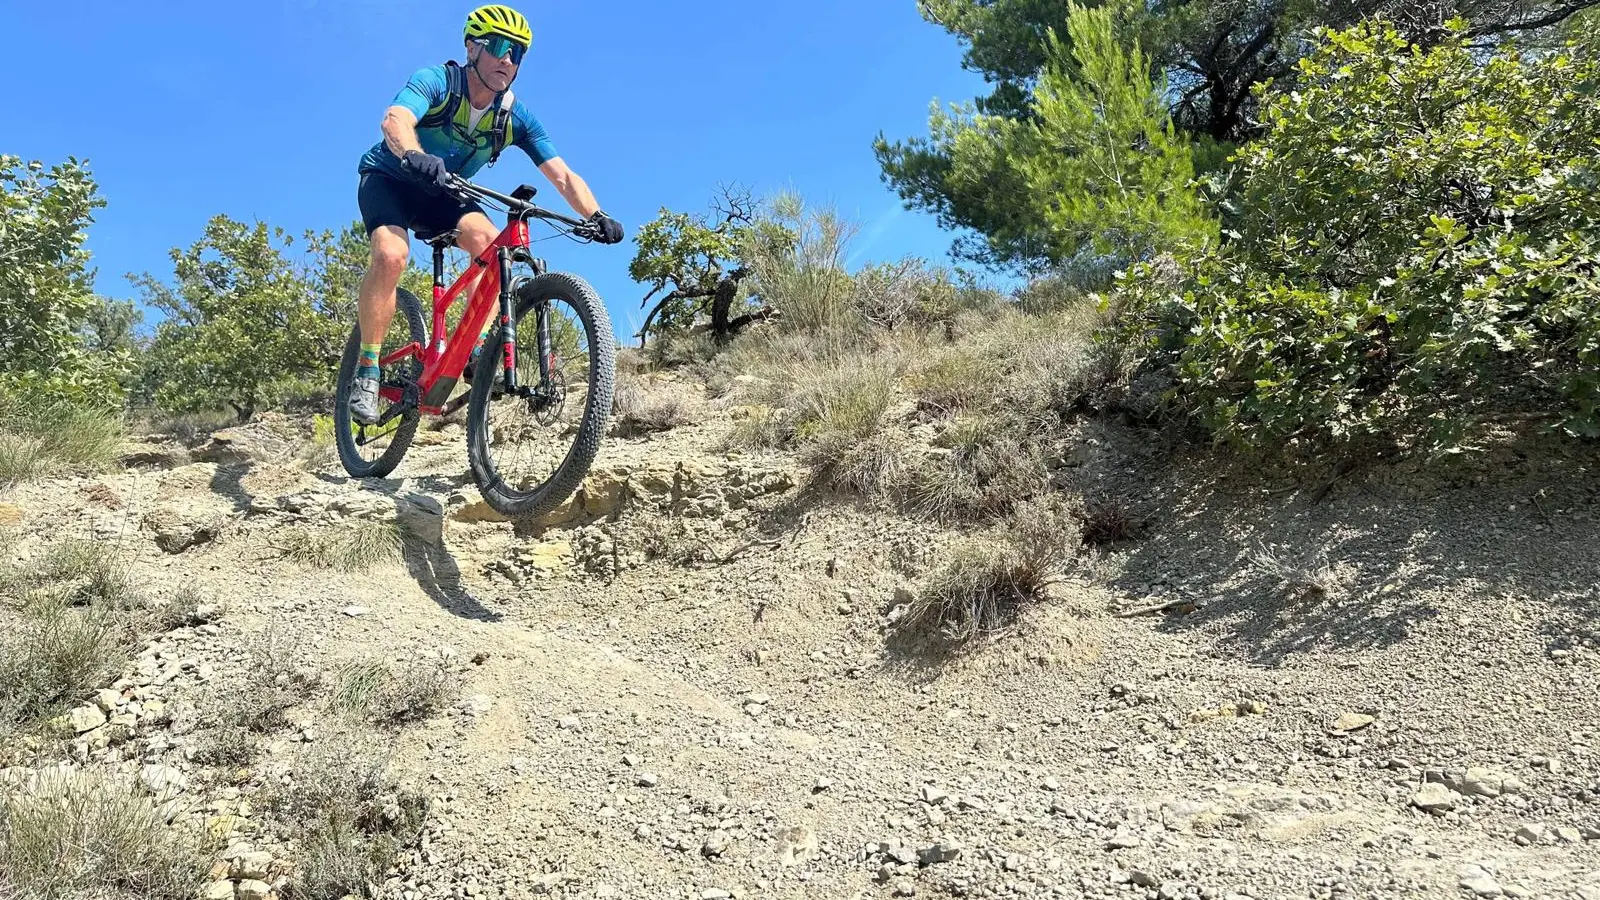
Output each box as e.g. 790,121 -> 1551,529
497,249 -> 555,398
535,301 -> 555,388
496,248 -> 521,392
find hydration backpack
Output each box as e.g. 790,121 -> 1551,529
416,60 -> 515,167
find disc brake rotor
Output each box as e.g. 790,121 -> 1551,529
533,369 -> 566,426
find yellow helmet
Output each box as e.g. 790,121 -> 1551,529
464,5 -> 531,47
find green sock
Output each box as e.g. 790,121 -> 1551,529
357,343 -> 381,380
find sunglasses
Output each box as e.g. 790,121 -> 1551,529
473,36 -> 527,65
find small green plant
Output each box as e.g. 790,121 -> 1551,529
747,193 -> 861,336
298,413 -> 339,467
329,661 -> 391,718
0,536 -> 142,738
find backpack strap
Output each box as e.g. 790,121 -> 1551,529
417,61 -> 468,129
487,89 -> 515,167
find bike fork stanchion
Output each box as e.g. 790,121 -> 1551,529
498,248 -> 520,393
535,301 -> 554,395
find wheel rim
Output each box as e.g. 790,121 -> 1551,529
476,293 -> 594,497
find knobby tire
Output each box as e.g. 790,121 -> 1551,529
466,272 -> 615,520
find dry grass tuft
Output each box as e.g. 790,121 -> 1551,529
1079,497 -> 1138,546
1252,543 -> 1354,601
612,381 -> 694,437
0,602 -> 132,739
268,741 -> 429,900
277,521 -> 405,572
149,585 -> 215,632
908,346 -> 1003,416
35,538 -> 140,610
232,627 -> 321,735
0,537 -> 141,739
644,330 -> 721,370
721,340 -> 905,496
137,408 -> 235,445
906,416 -> 1050,523
895,498 -> 1078,649
723,405 -> 790,451
329,658 -> 460,727
0,768 -> 212,900
196,627 -> 320,768
0,398 -> 125,486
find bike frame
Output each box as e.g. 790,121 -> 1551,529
373,179 -> 586,421
377,218 -> 532,415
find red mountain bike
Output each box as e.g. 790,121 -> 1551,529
333,173 -> 616,520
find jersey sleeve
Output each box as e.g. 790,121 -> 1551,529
390,66 -> 450,119
511,102 -> 559,165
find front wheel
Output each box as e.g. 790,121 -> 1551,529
466,272 -> 616,519
334,288 -> 427,479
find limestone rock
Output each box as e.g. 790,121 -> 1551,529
1412,783 -> 1456,813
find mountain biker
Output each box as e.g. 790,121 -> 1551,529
350,4 -> 624,424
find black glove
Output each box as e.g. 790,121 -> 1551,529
588,210 -> 624,244
401,150 -> 450,192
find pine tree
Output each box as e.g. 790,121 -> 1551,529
1017,2 -> 1218,272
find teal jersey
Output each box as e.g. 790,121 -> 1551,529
358,64 -> 559,179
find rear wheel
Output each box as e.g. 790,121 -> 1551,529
335,288 -> 427,479
466,272 -> 615,519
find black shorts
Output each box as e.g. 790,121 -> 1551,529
357,171 -> 486,238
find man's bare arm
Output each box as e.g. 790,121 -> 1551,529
382,106 -> 425,158
538,157 -> 602,218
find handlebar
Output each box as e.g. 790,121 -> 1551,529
440,173 -> 599,238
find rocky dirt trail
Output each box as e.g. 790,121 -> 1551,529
4,374 -> 1600,900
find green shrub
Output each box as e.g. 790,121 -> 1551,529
0,156 -> 135,407
1124,22 -> 1600,455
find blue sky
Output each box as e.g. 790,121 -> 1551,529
1,0 -> 999,339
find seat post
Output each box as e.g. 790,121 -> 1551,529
432,244 -> 447,289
